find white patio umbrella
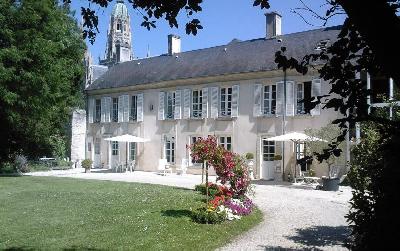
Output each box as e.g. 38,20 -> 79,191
266,132 -> 326,179
104,134 -> 150,171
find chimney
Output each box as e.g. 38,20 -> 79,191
168,34 -> 181,55
265,12 -> 282,39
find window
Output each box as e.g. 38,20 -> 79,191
94,138 -> 100,154
165,92 -> 175,119
116,22 -> 121,31
262,140 -> 275,161
296,142 -> 308,172
165,137 -> 175,163
192,90 -> 203,118
219,136 -> 232,151
370,75 -> 390,103
296,82 -> 312,115
112,141 -> 119,156
130,142 -> 136,161
263,85 -> 276,115
87,142 -> 92,152
190,136 -> 203,164
95,99 -> 101,122
220,87 -> 232,116
130,95 -> 137,121
112,98 -> 118,122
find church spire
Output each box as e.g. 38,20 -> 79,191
100,0 -> 133,66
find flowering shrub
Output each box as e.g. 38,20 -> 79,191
224,197 -> 254,216
189,136 -> 251,197
217,205 -> 241,221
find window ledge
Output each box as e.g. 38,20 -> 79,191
216,116 -> 235,121
188,117 -> 204,120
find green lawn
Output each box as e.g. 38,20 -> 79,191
0,176 -> 262,250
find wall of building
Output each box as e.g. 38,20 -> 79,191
86,72 -> 340,179
71,109 -> 87,167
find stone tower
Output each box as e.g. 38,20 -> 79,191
100,0 -> 132,66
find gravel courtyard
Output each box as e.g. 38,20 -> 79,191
29,169 -> 351,250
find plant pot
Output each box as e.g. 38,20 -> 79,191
85,168 -> 91,173
322,177 -> 340,191
246,159 -> 255,180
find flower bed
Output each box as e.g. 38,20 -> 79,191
189,136 -> 255,224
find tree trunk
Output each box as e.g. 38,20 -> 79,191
205,160 -> 209,208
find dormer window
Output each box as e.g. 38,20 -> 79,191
116,22 -> 122,32
315,39 -> 330,51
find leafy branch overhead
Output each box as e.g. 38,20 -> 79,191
66,0 -> 271,43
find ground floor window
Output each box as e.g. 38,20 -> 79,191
262,140 -> 275,161
190,136 -> 203,164
94,138 -> 100,154
87,142 -> 92,152
112,141 -> 119,156
130,142 -> 136,161
296,142 -> 307,171
219,136 -> 232,151
165,137 -> 175,163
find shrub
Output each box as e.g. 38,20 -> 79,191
273,154 -> 282,160
192,207 -> 226,224
14,155 -> 29,173
0,162 -> 17,174
81,159 -> 92,170
245,152 -> 254,160
224,197 -> 254,216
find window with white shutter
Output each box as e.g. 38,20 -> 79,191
105,97 -> 111,122
183,89 -> 191,119
95,99 -> 101,123
88,98 -> 94,123
210,87 -> 219,118
158,92 -> 165,120
231,85 -> 239,117
112,98 -> 118,122
220,87 -> 232,117
253,84 -> 262,117
262,85 -> 277,115
286,81 -> 294,116
118,96 -> 123,122
174,90 -> 181,119
130,95 -> 137,121
165,91 -> 175,119
101,97 -> 107,122
123,95 -> 129,122
201,87 -> 208,118
192,89 -> 203,118
296,82 -> 312,115
136,93 -> 143,122
310,79 -> 322,116
276,82 -> 284,115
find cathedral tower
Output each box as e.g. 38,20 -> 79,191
100,0 -> 132,66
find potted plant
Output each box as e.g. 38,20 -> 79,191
245,153 -> 255,180
81,159 -> 92,173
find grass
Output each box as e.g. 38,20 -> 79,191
0,176 -> 262,250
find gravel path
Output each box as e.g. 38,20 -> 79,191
29,169 -> 351,250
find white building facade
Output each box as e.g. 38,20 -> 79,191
85,12 -> 343,180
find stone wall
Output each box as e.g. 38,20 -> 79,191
70,109 -> 86,168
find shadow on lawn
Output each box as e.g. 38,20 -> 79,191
161,209 -> 192,218
286,225 -> 350,248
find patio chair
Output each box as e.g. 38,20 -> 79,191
157,159 -> 172,176
128,160 -> 135,172
176,158 -> 188,175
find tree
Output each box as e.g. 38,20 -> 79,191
0,0 -> 85,162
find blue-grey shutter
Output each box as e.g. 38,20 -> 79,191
123,95 -> 129,122
105,97 -> 112,122
286,81 -> 295,116
158,92 -> 165,120
101,97 -> 106,122
254,84 -> 262,117
202,87 -> 208,118
310,79 -> 322,116
118,95 -> 124,122
210,87 -> 219,119
137,93 -> 144,122
276,81 -> 284,116
183,89 -> 191,119
231,85 -> 239,117
174,90 -> 181,119
88,98 -> 94,123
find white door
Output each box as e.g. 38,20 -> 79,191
261,139 -> 275,180
94,138 -> 101,168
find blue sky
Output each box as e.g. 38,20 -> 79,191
70,0 -> 346,63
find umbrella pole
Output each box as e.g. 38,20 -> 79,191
126,142 -> 128,172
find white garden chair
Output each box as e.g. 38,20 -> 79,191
176,158 -> 188,175
157,158 -> 172,176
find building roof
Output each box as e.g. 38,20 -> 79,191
87,26 -> 341,91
